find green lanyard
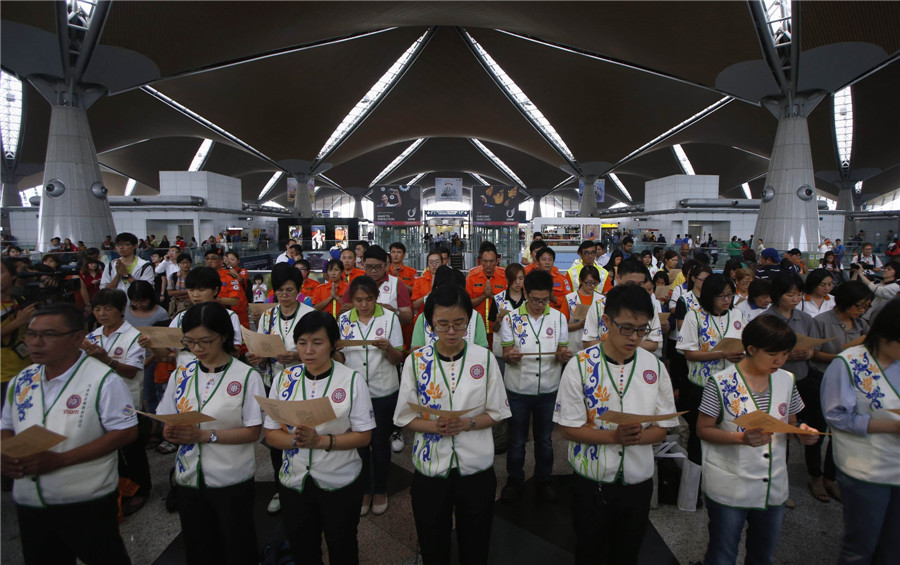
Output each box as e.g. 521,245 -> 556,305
599,345 -> 636,401
192,357 -> 234,411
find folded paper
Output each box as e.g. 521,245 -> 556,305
711,337 -> 744,354
255,396 -> 337,427
598,410 -> 687,425
137,410 -> 216,426
733,410 -> 821,435
407,402 -> 479,419
137,326 -> 184,349
241,327 -> 288,357
1,425 -> 67,458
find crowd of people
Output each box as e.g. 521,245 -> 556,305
1,229 -> 898,565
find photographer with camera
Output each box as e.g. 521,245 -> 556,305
849,242 -> 883,278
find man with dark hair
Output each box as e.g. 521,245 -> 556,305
275,238 -> 297,264
621,236 -> 635,260
343,245 -> 412,325
466,246 -> 506,349
1,303 -> 137,563
583,260 -> 662,353
101,235 -> 114,251
339,248 -> 365,284
568,241 -> 608,293
436,245 -> 451,267
533,247 -> 573,312
755,248 -> 783,280
524,240 -> 548,273
554,284 -> 677,565
500,270 -> 572,503
100,232 -> 155,293
388,242 -> 417,295
205,249 -> 250,328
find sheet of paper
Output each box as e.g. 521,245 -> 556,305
711,337 -> 744,354
337,340 -> 378,348
519,351 -> 558,356
732,410 -> 821,435
255,396 -> 336,427
240,327 -> 288,357
136,410 -> 216,426
407,402 -> 479,418
657,312 -> 671,323
840,335 -> 866,350
1,425 -> 68,458
793,334 -> 835,351
598,410 -> 688,425
137,326 -> 184,349
887,409 -> 900,416
249,303 -> 275,316
654,286 -> 670,300
498,309 -> 511,320
570,304 -> 589,323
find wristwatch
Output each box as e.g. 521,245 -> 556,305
469,418 -> 477,431
208,430 -> 218,443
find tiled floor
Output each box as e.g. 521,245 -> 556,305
1,428 -> 843,565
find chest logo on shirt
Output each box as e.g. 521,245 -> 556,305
113,346 -> 124,357
733,321 -> 742,330
226,381 -> 243,396
65,394 -> 82,409
382,284 -> 390,294
546,328 -> 554,337
376,328 -> 384,337
778,402 -> 787,420
470,365 -> 485,379
331,388 -> 347,403
643,370 -> 658,385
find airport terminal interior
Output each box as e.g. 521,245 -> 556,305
1,1 -> 899,564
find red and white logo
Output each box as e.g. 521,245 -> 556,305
734,321 -> 742,330
65,394 -> 82,409
376,328 -> 384,337
643,370 -> 658,384
113,347 -> 124,357
778,402 -> 787,419
470,365 -> 485,379
226,381 -> 243,396
546,327 -> 554,337
331,388 -> 347,403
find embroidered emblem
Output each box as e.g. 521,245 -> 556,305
546,327 -> 554,337
226,381 -> 243,396
113,346 -> 124,356
376,327 -> 384,337
66,394 -> 82,409
123,405 -> 135,416
778,402 -> 787,418
382,284 -> 390,294
470,365 -> 485,379
332,388 -> 347,403
643,370 -> 658,384
734,321 -> 742,330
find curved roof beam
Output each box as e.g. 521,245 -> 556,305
369,138 -> 425,186
470,138 -> 527,189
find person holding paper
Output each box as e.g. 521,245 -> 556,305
335,276 -> 404,516
393,285 -> 511,565
1,303 -> 137,564
564,265 -> 603,352
553,284 -> 678,565
696,315 -> 818,565
491,262 -> 526,359
821,301 -> 900,564
264,310 -> 375,565
83,289 -> 152,516
500,269 -> 572,503
155,302 -> 265,565
677,273 -> 745,464
341,245 -> 413,325
312,258 -> 348,319
413,266 -> 488,351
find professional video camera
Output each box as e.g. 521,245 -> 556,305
16,269 -> 81,308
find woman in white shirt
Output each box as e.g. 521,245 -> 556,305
393,285 -> 511,565
336,276 -> 404,516
264,310 -> 375,565
798,269 -> 836,317
156,302 -> 265,565
735,279 -> 772,323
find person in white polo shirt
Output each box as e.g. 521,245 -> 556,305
500,269 -> 572,503
155,302 -> 265,565
697,315 -> 818,565
264,310 -> 376,565
1,303 -> 137,564
336,275 -> 403,517
821,301 -> 900,564
394,285 -> 511,565
554,284 -> 677,565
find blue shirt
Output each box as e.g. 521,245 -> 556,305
821,353 -> 900,436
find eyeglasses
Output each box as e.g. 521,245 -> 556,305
180,338 -> 220,349
527,297 -> 551,305
608,319 -> 652,337
364,263 -> 385,271
717,293 -> 735,301
275,287 -> 298,295
427,260 -> 442,267
581,280 -> 599,287
24,329 -> 80,341
433,321 -> 468,332
851,302 -> 871,311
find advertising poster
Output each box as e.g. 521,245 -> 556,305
578,178 -> 605,205
288,225 -> 303,241
373,185 -> 421,226
472,185 -> 520,226
435,178 -> 463,202
311,225 -> 325,249
582,224 -> 602,241
286,177 -> 297,203
334,225 -> 348,247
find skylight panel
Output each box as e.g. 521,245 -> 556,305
188,139 -> 213,172
257,171 -> 285,201
470,139 -> 526,188
608,173 -> 633,202
125,178 -> 137,196
470,173 -> 490,186
1,72 -> 23,160
263,200 -> 286,210
673,144 -> 695,175
741,183 -> 753,199
554,175 -> 576,190
408,172 -> 427,186
609,202 -> 629,210
834,87 -> 853,168
464,31 -> 575,163
316,31 -> 429,161
369,138 -> 424,186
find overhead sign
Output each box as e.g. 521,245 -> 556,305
472,185 -> 520,226
425,210 -> 469,218
373,185 -> 421,226
435,178 -> 463,202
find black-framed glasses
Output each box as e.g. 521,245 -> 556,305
24,329 -> 80,341
433,321 -> 468,332
527,297 -> 551,305
581,279 -> 599,287
608,319 -> 652,337
717,293 -> 735,301
180,337 -> 220,349
364,263 -> 385,271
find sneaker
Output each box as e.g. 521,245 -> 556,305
390,430 -> 405,453
267,493 -> 281,514
500,480 -> 524,503
536,481 -> 557,503
372,494 -> 388,515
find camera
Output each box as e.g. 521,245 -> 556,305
849,263 -> 861,271
17,270 -> 81,308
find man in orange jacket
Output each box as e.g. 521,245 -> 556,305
466,244 -> 507,348
533,246 -> 572,317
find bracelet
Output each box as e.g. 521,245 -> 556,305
290,436 -> 298,448
325,434 -> 335,452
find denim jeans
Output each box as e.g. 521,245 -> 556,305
505,390 -> 555,483
837,470 -> 900,564
358,392 -> 397,495
704,497 -> 786,565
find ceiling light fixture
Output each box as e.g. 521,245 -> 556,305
673,144 -> 695,175
188,139 -> 213,172
470,139 -> 527,188
608,173 -> 633,202
257,171 -> 285,201
369,138 -> 425,186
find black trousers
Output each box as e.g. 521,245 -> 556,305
176,479 -> 257,565
411,468 -> 497,565
571,475 -> 653,565
678,381 -> 704,465
279,475 -> 363,565
796,369 -> 836,480
17,491 -> 131,565
118,413 -> 152,496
